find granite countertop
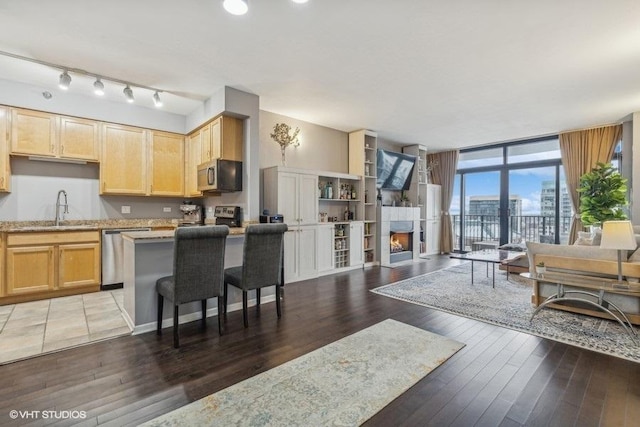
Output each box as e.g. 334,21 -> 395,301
122,226 -> 246,241
0,219 -> 181,233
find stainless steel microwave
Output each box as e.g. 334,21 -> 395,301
197,159 -> 243,192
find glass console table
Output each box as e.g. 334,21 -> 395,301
523,271 -> 639,343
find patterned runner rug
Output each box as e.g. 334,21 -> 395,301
372,263 -> 640,362
143,319 -> 464,426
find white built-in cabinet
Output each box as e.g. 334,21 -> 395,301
349,221 -> 364,267
425,183 -> 442,255
284,225 -> 318,283
317,224 -> 335,273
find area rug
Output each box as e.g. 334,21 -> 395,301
372,263 -> 640,362
143,319 -> 464,426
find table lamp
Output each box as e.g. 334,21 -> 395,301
599,220 -> 637,285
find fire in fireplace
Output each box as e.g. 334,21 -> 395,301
389,231 -> 413,263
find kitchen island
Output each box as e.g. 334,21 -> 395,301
121,228 -> 272,334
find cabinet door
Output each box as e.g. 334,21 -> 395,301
0,106 -> 9,192
426,220 -> 441,255
185,131 -> 203,197
219,116 -> 243,161
209,118 -> 220,161
11,108 -> 57,156
100,123 -> 147,195
317,224 -> 334,272
283,229 -> 298,283
200,123 -> 212,163
59,243 -> 100,288
149,131 -> 184,196
426,184 -> 441,220
297,226 -> 318,280
349,221 -> 364,266
59,116 -> 100,161
278,172 -> 300,225
298,173 -> 319,225
6,246 -> 55,295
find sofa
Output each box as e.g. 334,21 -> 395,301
525,241 -> 640,325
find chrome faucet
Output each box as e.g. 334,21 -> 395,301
55,189 -> 69,226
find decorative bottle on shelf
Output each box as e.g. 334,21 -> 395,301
351,185 -> 356,199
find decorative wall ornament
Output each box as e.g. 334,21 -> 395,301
271,123 -> 300,166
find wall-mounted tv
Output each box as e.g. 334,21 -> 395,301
376,149 -> 417,191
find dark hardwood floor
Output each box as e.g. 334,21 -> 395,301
2,256 -> 639,426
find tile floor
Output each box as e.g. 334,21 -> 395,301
0,289 -> 131,364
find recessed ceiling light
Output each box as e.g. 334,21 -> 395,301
292,0 -> 309,3
58,71 -> 71,90
223,0 -> 248,15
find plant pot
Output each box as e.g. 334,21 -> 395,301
535,266 -> 546,276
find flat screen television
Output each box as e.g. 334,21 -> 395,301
376,149 -> 417,190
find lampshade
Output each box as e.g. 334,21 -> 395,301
599,220 -> 637,250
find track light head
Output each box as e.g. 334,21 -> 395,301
58,71 -> 71,90
153,91 -> 163,108
93,78 -> 105,96
223,0 -> 248,15
123,85 -> 134,103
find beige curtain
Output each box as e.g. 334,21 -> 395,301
427,150 -> 459,254
559,124 -> 621,243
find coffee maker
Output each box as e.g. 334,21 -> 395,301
179,202 -> 203,226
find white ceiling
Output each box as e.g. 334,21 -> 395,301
0,0 -> 639,151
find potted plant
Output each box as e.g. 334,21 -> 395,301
535,261 -> 546,276
577,162 -> 628,229
400,191 -> 410,207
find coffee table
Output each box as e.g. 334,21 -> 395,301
450,250 -> 527,288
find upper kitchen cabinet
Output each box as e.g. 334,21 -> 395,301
149,131 -> 184,196
100,123 -> 147,195
0,106 -> 9,192
184,130 -> 203,197
10,108 -> 57,156
201,115 -> 243,162
58,116 -> 100,161
10,108 -> 100,162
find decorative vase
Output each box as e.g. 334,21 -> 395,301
280,146 -> 287,166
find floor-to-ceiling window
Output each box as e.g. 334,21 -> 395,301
451,137 -> 570,251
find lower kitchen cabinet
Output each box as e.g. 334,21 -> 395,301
284,226 -> 318,283
317,224 -> 335,273
2,231 -> 101,304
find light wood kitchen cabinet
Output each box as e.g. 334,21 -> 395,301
59,116 -> 100,161
184,130 -> 203,197
6,245 -> 56,295
2,230 -> 101,304
100,123 -> 147,195
10,108 -> 100,161
149,131 -> 184,196
0,106 -> 9,192
58,243 -> 101,289
10,108 -> 57,156
200,115 -> 243,162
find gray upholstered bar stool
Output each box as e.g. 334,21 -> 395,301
156,225 -> 229,348
223,223 -> 288,327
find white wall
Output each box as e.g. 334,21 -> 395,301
259,110 -> 349,172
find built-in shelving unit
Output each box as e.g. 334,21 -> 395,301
349,130 -> 378,265
402,144 -> 428,255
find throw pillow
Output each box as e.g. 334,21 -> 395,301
573,231 -> 594,246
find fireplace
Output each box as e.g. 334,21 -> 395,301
389,220 -> 414,263
377,206 -> 420,267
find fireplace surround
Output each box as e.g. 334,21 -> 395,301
377,206 -> 421,267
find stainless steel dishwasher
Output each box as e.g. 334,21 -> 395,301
101,227 -> 151,289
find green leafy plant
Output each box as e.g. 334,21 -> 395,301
536,261 -> 545,268
577,162 -> 628,226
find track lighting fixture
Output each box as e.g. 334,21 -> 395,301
153,91 -> 163,108
123,85 -> 134,103
223,0 -> 248,15
58,71 -> 71,90
93,78 -> 105,96
0,50 -> 169,108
